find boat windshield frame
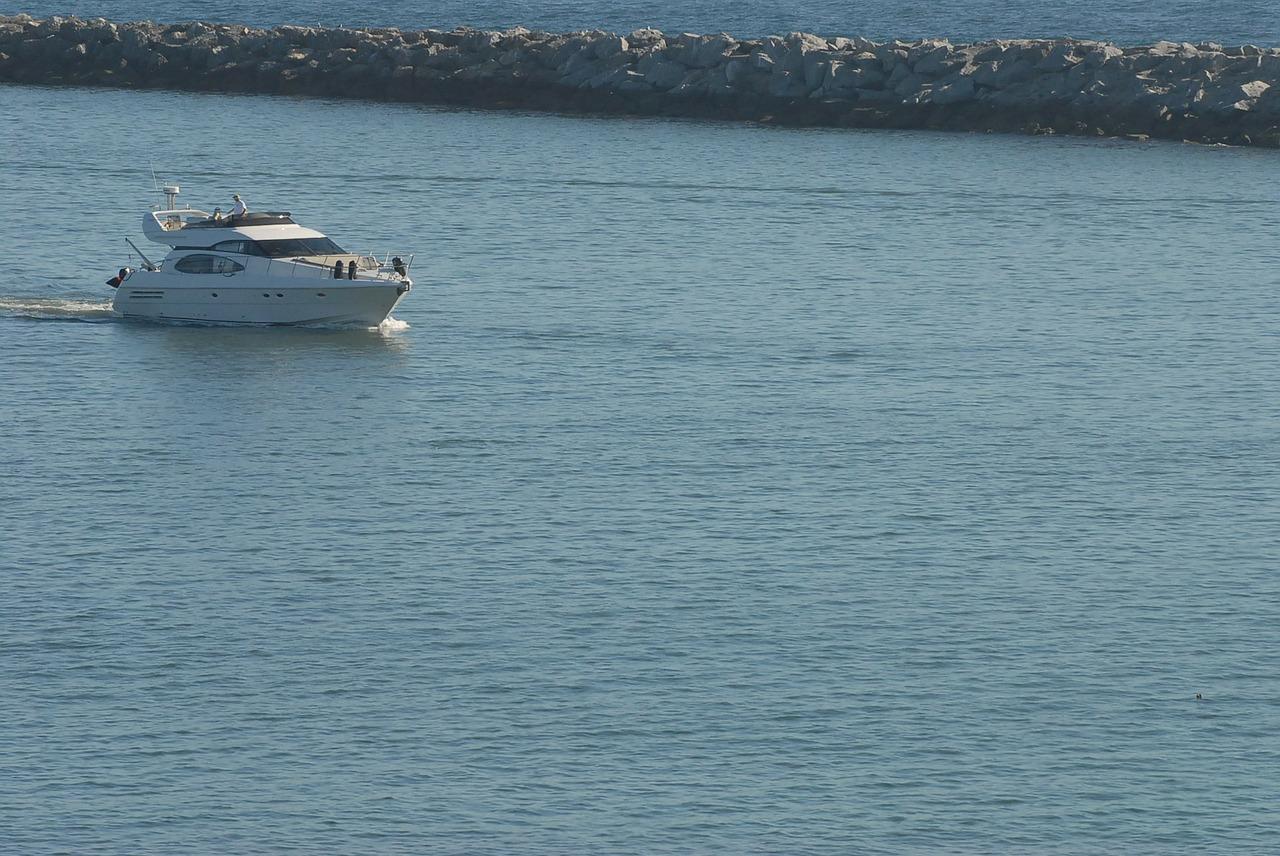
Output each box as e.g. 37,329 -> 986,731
253,237 -> 348,258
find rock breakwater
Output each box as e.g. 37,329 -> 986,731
3,15 -> 1279,146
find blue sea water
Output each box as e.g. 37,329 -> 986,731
3,2 -> 1280,851
8,0 -> 1280,45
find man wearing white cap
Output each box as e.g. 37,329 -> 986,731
229,194 -> 247,218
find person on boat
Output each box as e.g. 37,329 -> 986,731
347,260 -> 357,280
229,194 -> 247,218
333,260 -> 344,279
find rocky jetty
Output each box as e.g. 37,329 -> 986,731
3,14 -> 1279,146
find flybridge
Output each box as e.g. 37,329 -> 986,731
142,184 -> 307,246
142,209 -> 326,247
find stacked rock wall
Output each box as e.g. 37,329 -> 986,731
2,15 -> 1279,146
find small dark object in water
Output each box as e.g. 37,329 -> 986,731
1195,693 -> 1203,700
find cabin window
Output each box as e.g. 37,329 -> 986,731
211,240 -> 267,256
256,237 -> 347,257
174,254 -> 245,274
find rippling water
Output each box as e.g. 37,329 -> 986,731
11,0 -> 1280,45
3,79 -> 1280,852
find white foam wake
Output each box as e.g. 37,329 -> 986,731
378,315 -> 411,333
0,296 -> 117,321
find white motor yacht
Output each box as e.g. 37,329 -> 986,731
107,185 -> 413,326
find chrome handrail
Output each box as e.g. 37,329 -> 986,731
264,253 -> 417,281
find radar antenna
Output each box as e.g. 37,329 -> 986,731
161,184 -> 181,210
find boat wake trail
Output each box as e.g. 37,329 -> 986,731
0,296 -> 117,322
0,297 -> 411,333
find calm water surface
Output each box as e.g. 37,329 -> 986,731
2,81 -> 1279,852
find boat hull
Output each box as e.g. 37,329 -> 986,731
112,276 -> 409,327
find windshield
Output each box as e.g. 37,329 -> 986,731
256,237 -> 346,257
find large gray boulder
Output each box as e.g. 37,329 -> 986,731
768,67 -> 811,98
802,50 -> 834,89
667,32 -> 734,68
932,75 -> 976,104
1037,42 -> 1081,72
912,43 -> 961,77
627,28 -> 665,49
782,31 -> 828,73
641,57 -> 687,90
593,34 -> 627,58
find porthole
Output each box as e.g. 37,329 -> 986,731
262,293 -> 270,298
317,292 -> 327,298
211,292 -> 218,297
275,293 -> 283,298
